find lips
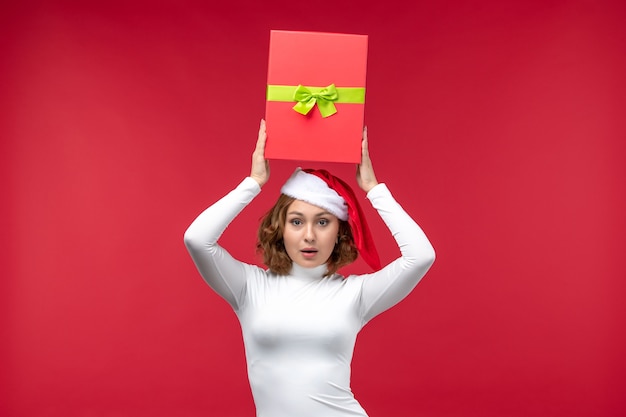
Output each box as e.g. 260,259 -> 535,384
300,248 -> 318,258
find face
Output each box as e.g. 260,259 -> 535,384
283,199 -> 340,269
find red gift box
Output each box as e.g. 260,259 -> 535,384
265,30 -> 368,163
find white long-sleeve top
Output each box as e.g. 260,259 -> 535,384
184,177 -> 435,417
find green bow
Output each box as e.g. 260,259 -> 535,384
292,84 -> 339,117
266,84 -> 366,118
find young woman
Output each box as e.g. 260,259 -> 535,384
184,119 -> 435,417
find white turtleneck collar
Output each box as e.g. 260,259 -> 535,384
289,263 -> 328,281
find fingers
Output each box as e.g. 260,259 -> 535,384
255,119 -> 267,153
361,125 -> 371,165
251,119 -> 270,187
356,125 -> 378,192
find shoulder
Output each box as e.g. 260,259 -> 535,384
337,272 -> 372,290
245,264 -> 274,282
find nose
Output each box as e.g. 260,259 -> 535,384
304,224 -> 315,242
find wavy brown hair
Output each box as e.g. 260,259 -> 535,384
256,194 -> 358,276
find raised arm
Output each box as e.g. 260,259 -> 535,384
183,120 -> 270,309
355,127 -> 436,324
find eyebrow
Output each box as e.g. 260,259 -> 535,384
287,211 -> 332,217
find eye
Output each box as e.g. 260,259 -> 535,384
290,219 -> 302,226
318,218 -> 329,226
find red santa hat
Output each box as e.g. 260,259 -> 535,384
280,168 -> 382,271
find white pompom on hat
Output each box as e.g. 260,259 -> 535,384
280,168 -> 349,221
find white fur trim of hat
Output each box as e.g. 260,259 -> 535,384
280,168 -> 349,221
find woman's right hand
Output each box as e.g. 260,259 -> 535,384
250,119 -> 270,187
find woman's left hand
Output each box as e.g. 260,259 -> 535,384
356,126 -> 379,193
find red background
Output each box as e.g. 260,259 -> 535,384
2,1 -> 625,416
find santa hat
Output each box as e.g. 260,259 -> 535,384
280,168 -> 382,271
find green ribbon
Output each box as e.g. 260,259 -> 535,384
266,84 -> 366,118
